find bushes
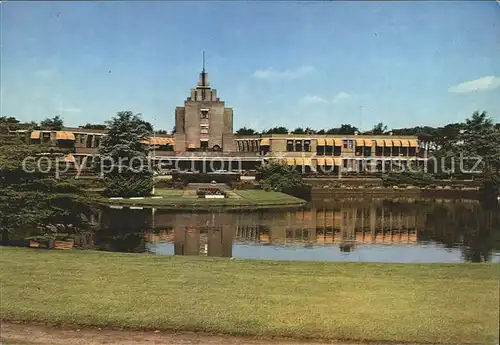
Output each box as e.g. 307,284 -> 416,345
196,188 -> 226,197
382,171 -> 435,187
231,181 -> 259,190
479,175 -> 500,203
171,172 -> 240,184
104,172 -> 154,197
256,161 -> 311,200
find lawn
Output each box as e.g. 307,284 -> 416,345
1,247 -> 499,344
100,188 -> 306,210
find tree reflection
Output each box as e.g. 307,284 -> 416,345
421,202 -> 500,262
95,207 -> 151,253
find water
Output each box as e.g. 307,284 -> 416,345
84,197 -> 500,263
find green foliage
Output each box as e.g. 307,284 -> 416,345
292,127 -> 305,134
80,123 -> 107,130
263,126 -> 289,134
231,180 -> 258,190
103,172 -> 154,197
235,127 -> 258,135
325,124 -> 359,135
0,140 -> 95,244
462,111 -> 500,174
373,122 -> 387,134
98,111 -> 154,197
382,171 -> 435,187
256,161 -> 311,199
40,115 -> 64,130
479,174 -> 500,202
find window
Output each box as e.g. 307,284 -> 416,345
201,128 -> 208,134
286,140 -> 294,152
295,140 -> 303,152
316,145 -> 325,156
333,146 -> 342,156
201,110 -> 209,119
41,132 -> 50,141
304,140 -> 311,152
200,140 -> 209,151
344,140 -> 353,149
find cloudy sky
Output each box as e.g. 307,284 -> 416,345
2,1 -> 499,131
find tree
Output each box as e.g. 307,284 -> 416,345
460,111 -> 500,201
316,129 -> 326,134
0,135 -> 95,245
338,124 -> 359,135
292,127 -> 305,134
370,122 -> 387,135
172,125 -> 176,134
263,126 -> 289,134
323,124 -> 358,135
256,161 -> 311,199
40,116 -> 64,130
98,111 -> 154,197
81,123 -> 107,130
236,127 -> 258,135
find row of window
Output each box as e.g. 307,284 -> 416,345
286,140 -> 311,152
236,141 -> 261,152
316,147 -> 417,156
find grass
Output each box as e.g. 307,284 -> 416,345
99,188 -> 306,210
1,247 -> 499,344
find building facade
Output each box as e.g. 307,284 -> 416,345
174,68 -> 235,154
14,68 -> 425,173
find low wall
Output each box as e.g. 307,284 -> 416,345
312,188 -> 480,200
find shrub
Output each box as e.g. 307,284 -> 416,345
256,161 -> 311,200
382,171 -> 435,187
104,172 -> 154,197
231,181 -> 258,190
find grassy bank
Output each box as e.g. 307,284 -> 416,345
99,189 -> 306,210
1,247 -> 498,344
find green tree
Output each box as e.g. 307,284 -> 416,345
256,161 -> 311,199
324,125 -> 358,135
461,111 -> 500,200
236,127 -> 258,135
370,122 -> 387,135
98,111 -> 154,197
40,116 -> 64,130
81,123 -> 107,130
292,127 -> 305,134
338,124 -> 359,135
0,135 -> 95,244
263,126 -> 289,134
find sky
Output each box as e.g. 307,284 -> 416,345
1,1 -> 500,132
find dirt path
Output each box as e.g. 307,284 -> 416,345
0,322 -> 366,345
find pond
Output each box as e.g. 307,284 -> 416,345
81,197 -> 500,263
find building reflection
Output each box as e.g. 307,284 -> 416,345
146,199 -> 426,256
92,199 -> 499,261
147,212 -> 234,257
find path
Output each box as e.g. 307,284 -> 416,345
1,322 -> 381,345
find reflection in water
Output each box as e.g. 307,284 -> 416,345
93,208 -> 151,253
90,198 -> 500,263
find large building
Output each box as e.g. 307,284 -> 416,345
174,66 -> 235,154
14,67 -> 424,173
